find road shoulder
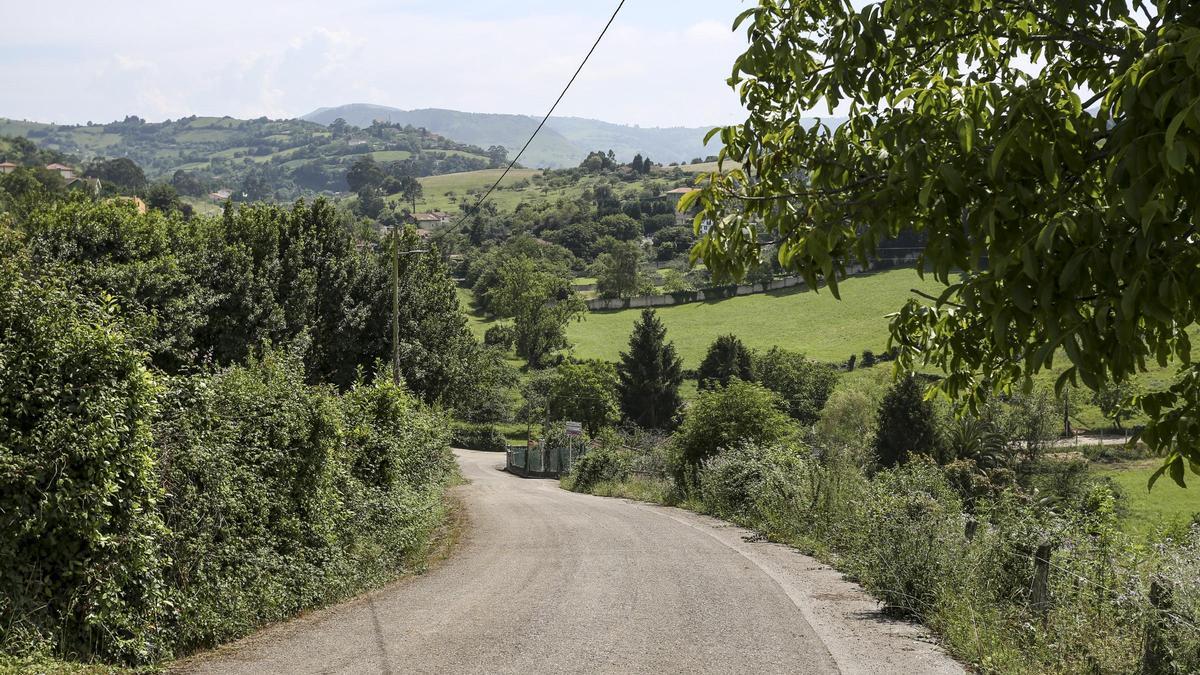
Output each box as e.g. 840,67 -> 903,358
625,499 -> 964,675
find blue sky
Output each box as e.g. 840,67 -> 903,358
1,0 -> 753,128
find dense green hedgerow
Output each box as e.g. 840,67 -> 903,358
0,261 -> 168,664
155,350 -> 454,653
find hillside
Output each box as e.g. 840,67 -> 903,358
303,104 -> 719,168
0,115 -> 498,201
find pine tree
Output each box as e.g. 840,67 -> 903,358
631,153 -> 645,173
616,309 -> 683,429
873,374 -> 940,468
696,334 -> 753,390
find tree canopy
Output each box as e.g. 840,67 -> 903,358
690,0 -> 1200,486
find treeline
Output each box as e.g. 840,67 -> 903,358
557,321 -> 1200,673
0,187 -> 479,664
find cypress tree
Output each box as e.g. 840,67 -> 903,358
696,334 -> 754,390
616,308 -> 683,429
873,374 -> 940,468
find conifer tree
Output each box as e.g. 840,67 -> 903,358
696,334 -> 753,390
616,309 -> 683,429
873,374 -> 940,469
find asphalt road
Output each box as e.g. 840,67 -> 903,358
175,449 -> 963,675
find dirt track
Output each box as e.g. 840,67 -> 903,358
173,449 -> 963,674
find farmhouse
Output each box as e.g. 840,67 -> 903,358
408,211 -> 452,227
0,161 -> 17,174
45,163 -> 76,180
660,186 -> 699,225
208,189 -> 233,201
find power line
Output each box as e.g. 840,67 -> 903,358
442,0 -> 627,238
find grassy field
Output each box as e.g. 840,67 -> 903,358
459,268 -> 947,368
567,268 -> 946,367
406,168 -> 543,212
1097,461 -> 1199,538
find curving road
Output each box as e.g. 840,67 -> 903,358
175,449 -> 963,674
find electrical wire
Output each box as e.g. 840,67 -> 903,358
441,0 -> 628,239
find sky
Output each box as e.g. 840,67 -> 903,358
0,0 -> 754,129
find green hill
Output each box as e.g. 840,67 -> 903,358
303,104 -> 719,168
0,115 -> 497,201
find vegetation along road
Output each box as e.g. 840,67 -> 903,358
175,450 -> 962,674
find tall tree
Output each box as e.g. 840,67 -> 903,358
696,334 -> 754,390
592,238 -> 644,299
548,359 -> 620,435
84,157 -> 146,192
489,257 -> 585,367
398,176 -> 423,213
690,0 -> 1200,487
346,156 -> 384,193
616,309 -> 683,429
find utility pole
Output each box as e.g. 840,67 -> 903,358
391,226 -> 427,387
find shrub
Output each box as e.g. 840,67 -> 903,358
673,380 -> 797,483
752,348 -> 839,425
696,335 -> 753,390
0,266 -> 168,664
873,374 -> 940,468
847,461 -> 965,616
483,324 -> 515,351
451,424 -> 509,452
155,350 -> 454,653
569,443 -> 632,492
699,445 -> 779,521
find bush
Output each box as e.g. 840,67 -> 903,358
696,334 -> 753,390
0,266 -> 168,664
451,424 -> 509,452
874,374 -> 940,468
569,444 -> 632,492
699,445 -> 780,521
673,380 -> 797,483
483,324 -> 515,351
752,348 -> 839,425
846,461 -> 965,616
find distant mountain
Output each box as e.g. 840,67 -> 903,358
303,104 -> 721,168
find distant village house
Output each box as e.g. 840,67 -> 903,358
45,163 -> 76,180
407,211 -> 453,227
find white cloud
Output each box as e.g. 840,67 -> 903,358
0,0 -> 749,127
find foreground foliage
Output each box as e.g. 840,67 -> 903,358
0,202 -> 459,665
692,0 -> 1200,485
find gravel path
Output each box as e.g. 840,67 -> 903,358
172,449 -> 963,674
